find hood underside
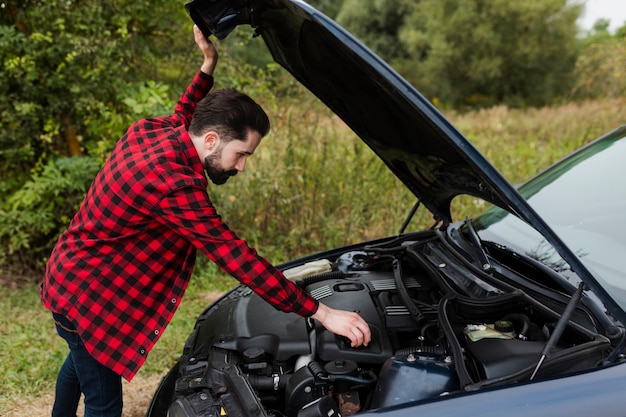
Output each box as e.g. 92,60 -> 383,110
188,0 -> 523,224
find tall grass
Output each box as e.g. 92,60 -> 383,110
207,93 -> 420,263
450,99 -> 626,183
2,93 -> 626,412
447,97 -> 626,218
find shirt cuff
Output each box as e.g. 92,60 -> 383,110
199,71 -> 214,82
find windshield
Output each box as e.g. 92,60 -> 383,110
473,130 -> 626,310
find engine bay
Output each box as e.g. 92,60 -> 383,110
168,234 -> 614,417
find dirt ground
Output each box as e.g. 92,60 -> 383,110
3,373 -> 166,417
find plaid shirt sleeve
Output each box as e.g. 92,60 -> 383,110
154,185 -> 320,317
172,71 -> 212,128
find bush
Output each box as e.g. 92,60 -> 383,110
571,37 -> 626,100
0,156 -> 101,272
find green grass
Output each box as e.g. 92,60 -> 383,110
0,272 -> 228,414
2,94 -> 626,411
0,282 -> 65,397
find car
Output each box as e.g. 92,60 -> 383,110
147,1 -> 626,416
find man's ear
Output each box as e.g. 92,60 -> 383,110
204,131 -> 220,152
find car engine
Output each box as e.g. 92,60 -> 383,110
167,236 -> 611,417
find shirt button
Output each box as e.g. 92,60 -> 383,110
140,349 -> 146,355
171,298 -> 177,304
154,330 -> 159,335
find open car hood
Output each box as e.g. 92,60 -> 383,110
187,0 -> 532,224
185,0 -> 626,321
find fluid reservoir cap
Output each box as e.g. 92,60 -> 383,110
243,347 -> 265,363
324,359 -> 358,376
494,320 -> 514,333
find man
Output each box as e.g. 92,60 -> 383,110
42,26 -> 371,417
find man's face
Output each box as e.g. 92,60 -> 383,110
203,145 -> 236,185
203,130 -> 262,185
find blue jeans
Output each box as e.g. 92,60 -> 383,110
52,313 -> 123,417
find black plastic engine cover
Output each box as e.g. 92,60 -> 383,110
304,271 -> 400,363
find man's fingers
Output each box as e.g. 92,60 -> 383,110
350,317 -> 371,347
350,328 -> 362,347
355,315 -> 371,345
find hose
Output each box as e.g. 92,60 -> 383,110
501,313 -> 531,340
296,270 -> 346,287
307,361 -> 377,385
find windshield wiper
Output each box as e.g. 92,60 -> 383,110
464,217 -> 492,271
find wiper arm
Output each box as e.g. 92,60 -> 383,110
464,217 -> 492,271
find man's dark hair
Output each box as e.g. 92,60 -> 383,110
189,88 -> 270,141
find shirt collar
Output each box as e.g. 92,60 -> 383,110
175,125 -> 205,177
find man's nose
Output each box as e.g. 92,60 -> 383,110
235,157 -> 247,172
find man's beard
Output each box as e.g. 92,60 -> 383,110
203,150 -> 238,185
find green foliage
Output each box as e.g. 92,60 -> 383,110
398,0 -> 583,108
334,0 -> 600,108
1,0 -> 625,276
616,22 -> 626,38
0,0 -> 189,270
215,26 -> 276,69
0,80 -> 175,270
0,0 -> 189,193
336,0 -> 412,60
83,80 -> 176,162
0,157 -> 102,271
571,36 -> 626,100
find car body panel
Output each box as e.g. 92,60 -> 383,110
357,362 -> 626,417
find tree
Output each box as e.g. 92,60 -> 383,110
398,0 -> 583,107
307,0 -> 345,19
0,0 -> 191,272
0,0 -> 299,274
330,0 -> 582,108
1,0 -> 188,162
571,24 -> 626,100
336,0 -> 413,61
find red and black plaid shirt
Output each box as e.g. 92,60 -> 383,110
41,71 -> 319,381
